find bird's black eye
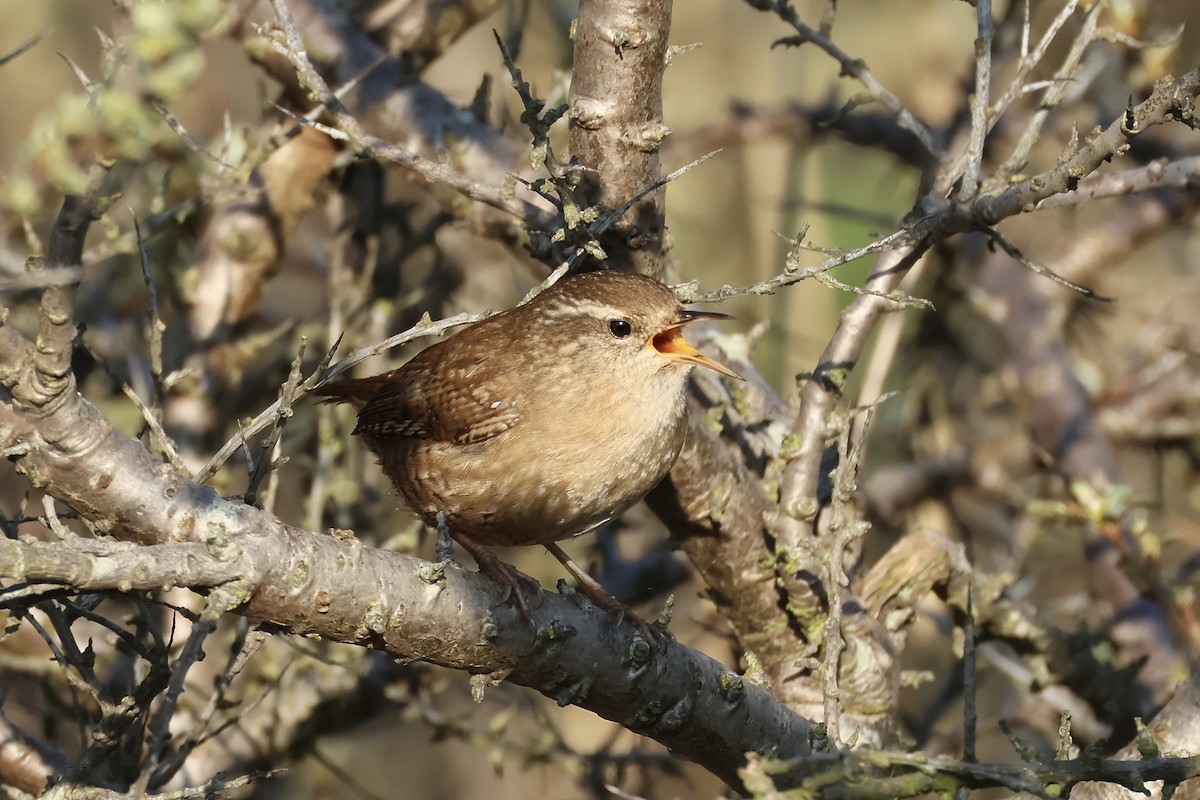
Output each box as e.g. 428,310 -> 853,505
608,319 -> 633,339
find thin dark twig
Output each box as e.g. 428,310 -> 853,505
61,595 -> 155,662
36,605 -> 111,711
962,584 -> 977,764
149,100 -> 235,169
134,591 -> 230,793
311,746 -> 392,800
984,227 -> 1111,301
132,213 -> 166,421
150,623 -> 268,787
0,31 -> 49,67
193,650 -> 300,747
244,339 -> 308,508
21,611 -> 93,749
750,0 -> 938,156
3,509 -> 82,527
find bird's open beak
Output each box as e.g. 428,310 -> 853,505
649,310 -> 743,380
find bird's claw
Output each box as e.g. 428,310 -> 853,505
447,530 -> 544,621
471,549 -> 544,621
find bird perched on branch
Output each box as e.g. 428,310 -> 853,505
314,270 -> 739,631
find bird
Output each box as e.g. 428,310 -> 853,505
313,270 -> 740,629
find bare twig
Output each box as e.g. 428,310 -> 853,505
40,496 -> 72,540
983,227 -> 1110,300
149,100 -> 235,170
743,745 -> 1200,798
994,2 -> 1101,182
821,411 -> 873,745
962,586 -> 977,765
748,0 -> 938,156
264,0 -> 551,229
686,228 -> 910,303
135,589 -> 240,793
1035,156 -> 1200,208
938,0 -> 1081,193
132,213 -> 166,418
0,30 -> 49,67
151,623 -> 269,783
80,339 -> 188,474
22,161 -> 111,416
244,340 -> 308,508
0,539 -> 244,602
992,0 -> 1078,124
958,0 -> 993,201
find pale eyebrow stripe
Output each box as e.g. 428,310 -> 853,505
538,299 -> 624,320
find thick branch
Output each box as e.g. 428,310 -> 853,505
648,406 -> 814,689
568,0 -> 673,277
0,539 -> 242,600
19,162 -> 110,424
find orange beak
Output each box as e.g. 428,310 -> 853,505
649,310 -> 742,380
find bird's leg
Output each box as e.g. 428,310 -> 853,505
450,530 -> 543,619
434,512 -> 455,563
543,542 -> 669,650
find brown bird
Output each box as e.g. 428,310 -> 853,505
314,270 -> 739,626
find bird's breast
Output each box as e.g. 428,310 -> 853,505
372,386 -> 690,547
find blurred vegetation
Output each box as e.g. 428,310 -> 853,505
3,0 -> 1200,798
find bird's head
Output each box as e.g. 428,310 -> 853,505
529,271 -> 741,387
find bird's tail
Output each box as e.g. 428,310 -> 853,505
310,373 -> 393,410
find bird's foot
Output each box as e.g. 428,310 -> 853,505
451,532 -> 543,620
476,551 -> 544,620
544,543 -> 671,652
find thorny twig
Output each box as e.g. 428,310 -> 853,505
264,0 -> 552,228
747,0 -> 938,156
244,340 -> 308,508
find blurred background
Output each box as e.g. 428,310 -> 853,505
3,0 -> 1200,798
